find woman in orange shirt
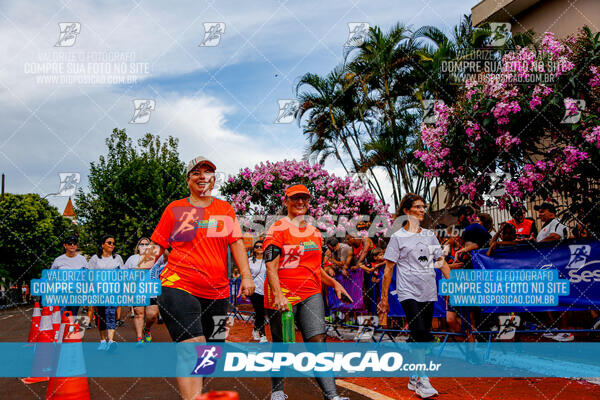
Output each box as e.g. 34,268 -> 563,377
264,184 -> 352,400
150,156 -> 254,400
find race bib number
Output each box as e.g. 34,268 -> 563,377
280,245 -> 304,269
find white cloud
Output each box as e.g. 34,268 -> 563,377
0,0 -> 472,213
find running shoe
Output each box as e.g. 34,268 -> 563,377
97,340 -> 108,351
271,391 -> 288,400
144,329 -> 152,343
542,332 -> 556,338
136,337 -> 144,347
107,340 -> 117,352
252,329 -> 260,341
330,396 -> 349,400
552,333 -> 574,342
408,376 -> 418,391
415,377 -> 438,398
259,335 -> 268,343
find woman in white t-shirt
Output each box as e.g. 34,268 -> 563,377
377,194 -> 450,399
87,235 -> 124,350
124,237 -> 161,345
248,240 -> 267,342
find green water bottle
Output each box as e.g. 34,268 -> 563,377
282,303 -> 295,343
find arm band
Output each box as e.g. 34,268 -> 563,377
264,245 -> 282,262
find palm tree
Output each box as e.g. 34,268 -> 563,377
296,66 -> 386,201
344,23 -> 424,205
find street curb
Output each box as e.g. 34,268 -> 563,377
337,379 -> 396,400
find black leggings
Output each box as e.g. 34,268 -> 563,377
400,299 -> 434,342
249,293 -> 266,335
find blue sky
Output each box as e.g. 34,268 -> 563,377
0,0 -> 476,211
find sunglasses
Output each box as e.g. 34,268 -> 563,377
139,243 -> 150,247
105,241 -> 115,245
65,242 -> 77,245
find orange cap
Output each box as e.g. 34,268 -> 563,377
285,184 -> 311,198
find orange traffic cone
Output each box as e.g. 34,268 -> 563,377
27,302 -> 42,342
56,312 -> 72,344
196,391 -> 240,400
46,323 -> 89,400
51,307 -> 62,334
38,307 -> 57,343
21,307 -> 54,384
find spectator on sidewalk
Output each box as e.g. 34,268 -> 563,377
324,237 -> 355,278
345,233 -> 374,270
534,202 -> 572,341
570,200 -> 592,239
506,204 -> 537,241
487,222 -> 518,256
535,202 -> 568,242
452,208 -> 493,342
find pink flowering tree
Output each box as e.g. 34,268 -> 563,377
219,159 -> 392,237
415,28 -> 600,230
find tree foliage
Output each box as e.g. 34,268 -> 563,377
220,160 -> 391,237
295,17 -> 500,209
415,28 -> 600,231
74,128 -> 188,257
0,193 -> 74,284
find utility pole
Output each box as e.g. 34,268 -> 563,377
1,173 -> 4,201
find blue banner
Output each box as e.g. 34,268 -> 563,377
472,239 -> 600,312
31,269 -> 161,306
5,342 -> 600,378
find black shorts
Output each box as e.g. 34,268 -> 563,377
157,286 -> 229,342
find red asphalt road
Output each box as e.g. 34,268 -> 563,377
1,304 -> 600,399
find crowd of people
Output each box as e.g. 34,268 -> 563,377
50,234 -> 166,350
45,154 -> 595,400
